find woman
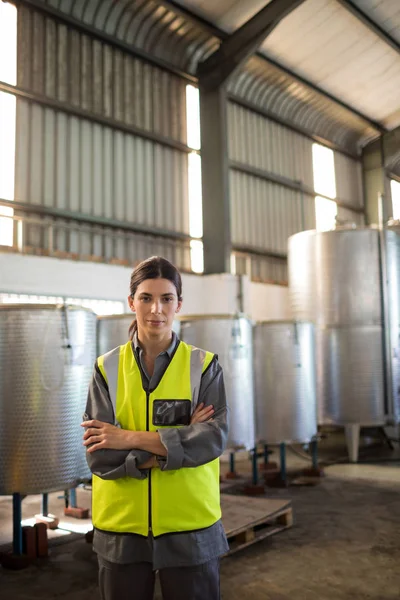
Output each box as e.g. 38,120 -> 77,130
82,256 -> 229,600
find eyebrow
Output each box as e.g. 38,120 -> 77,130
139,292 -> 175,297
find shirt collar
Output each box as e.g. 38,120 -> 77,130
133,330 -> 177,357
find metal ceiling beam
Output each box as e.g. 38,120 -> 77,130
336,0 -> 400,58
199,85 -> 231,274
164,0 -> 384,132
196,0 -> 306,90
13,0 -> 387,133
197,1 -> 306,274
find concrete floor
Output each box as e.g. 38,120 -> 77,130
1,432 -> 400,600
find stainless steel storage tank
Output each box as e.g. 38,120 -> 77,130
0,304 -> 96,495
288,228 -> 386,434
254,321 -> 317,444
97,314 -> 181,355
179,315 -> 256,451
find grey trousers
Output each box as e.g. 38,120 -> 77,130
98,556 -> 221,600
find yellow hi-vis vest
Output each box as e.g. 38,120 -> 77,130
92,340 -> 221,537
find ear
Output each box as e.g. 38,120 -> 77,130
176,300 -> 182,313
127,295 -> 135,312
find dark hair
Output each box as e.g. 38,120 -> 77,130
128,256 -> 183,340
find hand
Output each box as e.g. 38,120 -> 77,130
81,420 -> 133,453
190,402 -> 214,425
138,456 -> 158,470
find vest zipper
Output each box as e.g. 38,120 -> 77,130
146,390 -> 152,533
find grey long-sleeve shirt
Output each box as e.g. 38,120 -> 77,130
85,332 -> 229,569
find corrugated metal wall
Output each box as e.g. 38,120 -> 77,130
228,102 -> 316,283
230,171 -> 314,253
227,102 -> 366,282
17,6 -> 187,142
228,103 -> 315,189
13,4 -> 191,270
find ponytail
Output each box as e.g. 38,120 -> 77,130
129,318 -> 137,340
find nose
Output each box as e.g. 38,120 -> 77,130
151,300 -> 162,314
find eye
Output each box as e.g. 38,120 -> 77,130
162,297 -> 174,303
141,297 -> 151,303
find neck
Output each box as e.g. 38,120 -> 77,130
137,329 -> 173,358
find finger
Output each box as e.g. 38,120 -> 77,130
191,410 -> 214,424
83,427 -> 103,440
81,419 -> 102,428
192,403 -> 204,414
87,441 -> 105,453
197,406 -> 214,416
83,434 -> 103,446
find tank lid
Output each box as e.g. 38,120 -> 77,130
178,313 -> 250,322
289,225 -> 380,241
255,319 -> 313,326
0,303 -> 95,313
97,313 -> 134,320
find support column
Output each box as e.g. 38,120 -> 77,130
199,84 -> 231,274
362,138 -> 392,225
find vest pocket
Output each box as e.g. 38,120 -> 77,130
152,400 -> 191,426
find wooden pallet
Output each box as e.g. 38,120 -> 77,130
221,493 -> 293,556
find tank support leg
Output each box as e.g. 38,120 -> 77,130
42,493 -> 48,517
311,440 -> 318,470
252,447 -> 258,485
280,443 -> 287,483
69,488 -> 77,509
345,424 -> 360,463
13,493 -> 23,556
225,452 -> 240,479
302,438 -> 325,477
243,448 -> 265,495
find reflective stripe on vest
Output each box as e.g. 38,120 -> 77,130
93,340 -> 220,537
98,344 -> 210,424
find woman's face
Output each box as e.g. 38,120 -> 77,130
128,278 -> 182,337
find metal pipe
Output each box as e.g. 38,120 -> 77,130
12,493 -> 23,556
378,193 -> 393,419
252,447 -> 259,485
229,452 -> 235,474
42,493 -> 48,517
264,444 -> 269,466
279,442 -> 287,483
311,440 -> 318,471
69,488 -> 77,509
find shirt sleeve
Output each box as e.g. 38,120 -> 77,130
157,357 -> 229,470
84,362 -> 153,480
